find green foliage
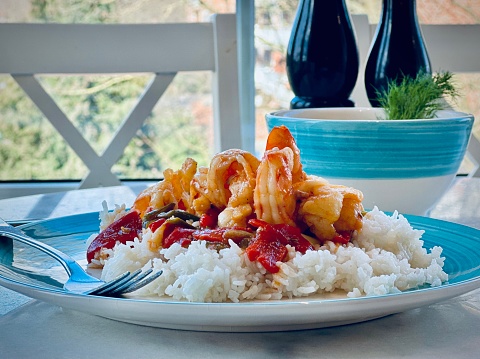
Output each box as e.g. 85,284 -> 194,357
0,69 -> 212,180
0,68 -> 212,180
377,71 -> 460,120
31,0 -> 116,23
114,107 -> 210,179
0,0 -> 214,181
39,74 -> 150,154
1,0 -> 224,181
0,120 -> 87,180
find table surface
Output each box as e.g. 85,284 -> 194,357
1,178 -> 480,359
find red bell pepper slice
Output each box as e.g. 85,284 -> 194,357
245,227 -> 287,273
248,219 -> 313,254
199,207 -> 221,228
148,218 -> 166,233
163,226 -> 252,249
245,221 -> 281,273
193,228 -> 227,243
274,224 -> 313,254
331,231 -> 352,245
87,211 -> 142,263
246,219 -> 315,273
162,227 -> 195,248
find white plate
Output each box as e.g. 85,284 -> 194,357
1,212 -> 480,332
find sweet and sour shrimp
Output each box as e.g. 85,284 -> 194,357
254,146 -> 297,226
132,157 -> 198,216
253,126 -> 305,226
131,125 -> 364,243
295,177 -> 364,241
201,149 -> 260,227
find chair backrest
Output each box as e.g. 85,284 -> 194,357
0,14 -> 243,188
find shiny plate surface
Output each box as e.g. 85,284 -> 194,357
1,212 -> 479,332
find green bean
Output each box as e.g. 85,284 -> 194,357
143,203 -> 176,222
163,217 -> 196,229
222,229 -> 254,241
155,209 -> 200,222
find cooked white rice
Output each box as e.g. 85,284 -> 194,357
97,206 -> 448,302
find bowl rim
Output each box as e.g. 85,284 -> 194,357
266,107 -> 474,123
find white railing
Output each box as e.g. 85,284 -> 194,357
0,14 -> 244,195
0,13 -> 479,199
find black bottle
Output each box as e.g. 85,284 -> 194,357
365,0 -> 431,107
286,0 -> 359,108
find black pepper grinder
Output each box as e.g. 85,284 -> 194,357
365,0 -> 431,107
286,0 -> 359,109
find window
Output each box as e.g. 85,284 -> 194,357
0,0 -> 235,182
1,0 -> 478,186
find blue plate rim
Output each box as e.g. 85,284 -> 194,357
0,211 -> 478,306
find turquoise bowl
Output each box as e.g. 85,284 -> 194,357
266,107 -> 474,215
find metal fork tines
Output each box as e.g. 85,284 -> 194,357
0,217 -> 162,297
88,268 -> 163,296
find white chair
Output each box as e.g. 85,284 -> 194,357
0,14 -> 245,190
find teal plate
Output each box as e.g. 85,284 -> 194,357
0,212 -> 479,332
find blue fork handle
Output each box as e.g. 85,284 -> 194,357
0,218 -> 84,277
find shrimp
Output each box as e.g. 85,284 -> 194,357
254,146 -> 297,226
253,126 -> 307,226
295,176 -> 364,241
132,157 -> 198,217
201,149 -> 260,227
190,166 -> 212,215
265,125 -> 305,183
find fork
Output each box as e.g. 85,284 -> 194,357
0,218 -> 162,297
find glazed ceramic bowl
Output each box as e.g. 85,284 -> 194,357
266,107 -> 474,215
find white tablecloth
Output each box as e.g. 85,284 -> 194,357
1,179 -> 480,358
2,290 -> 480,359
